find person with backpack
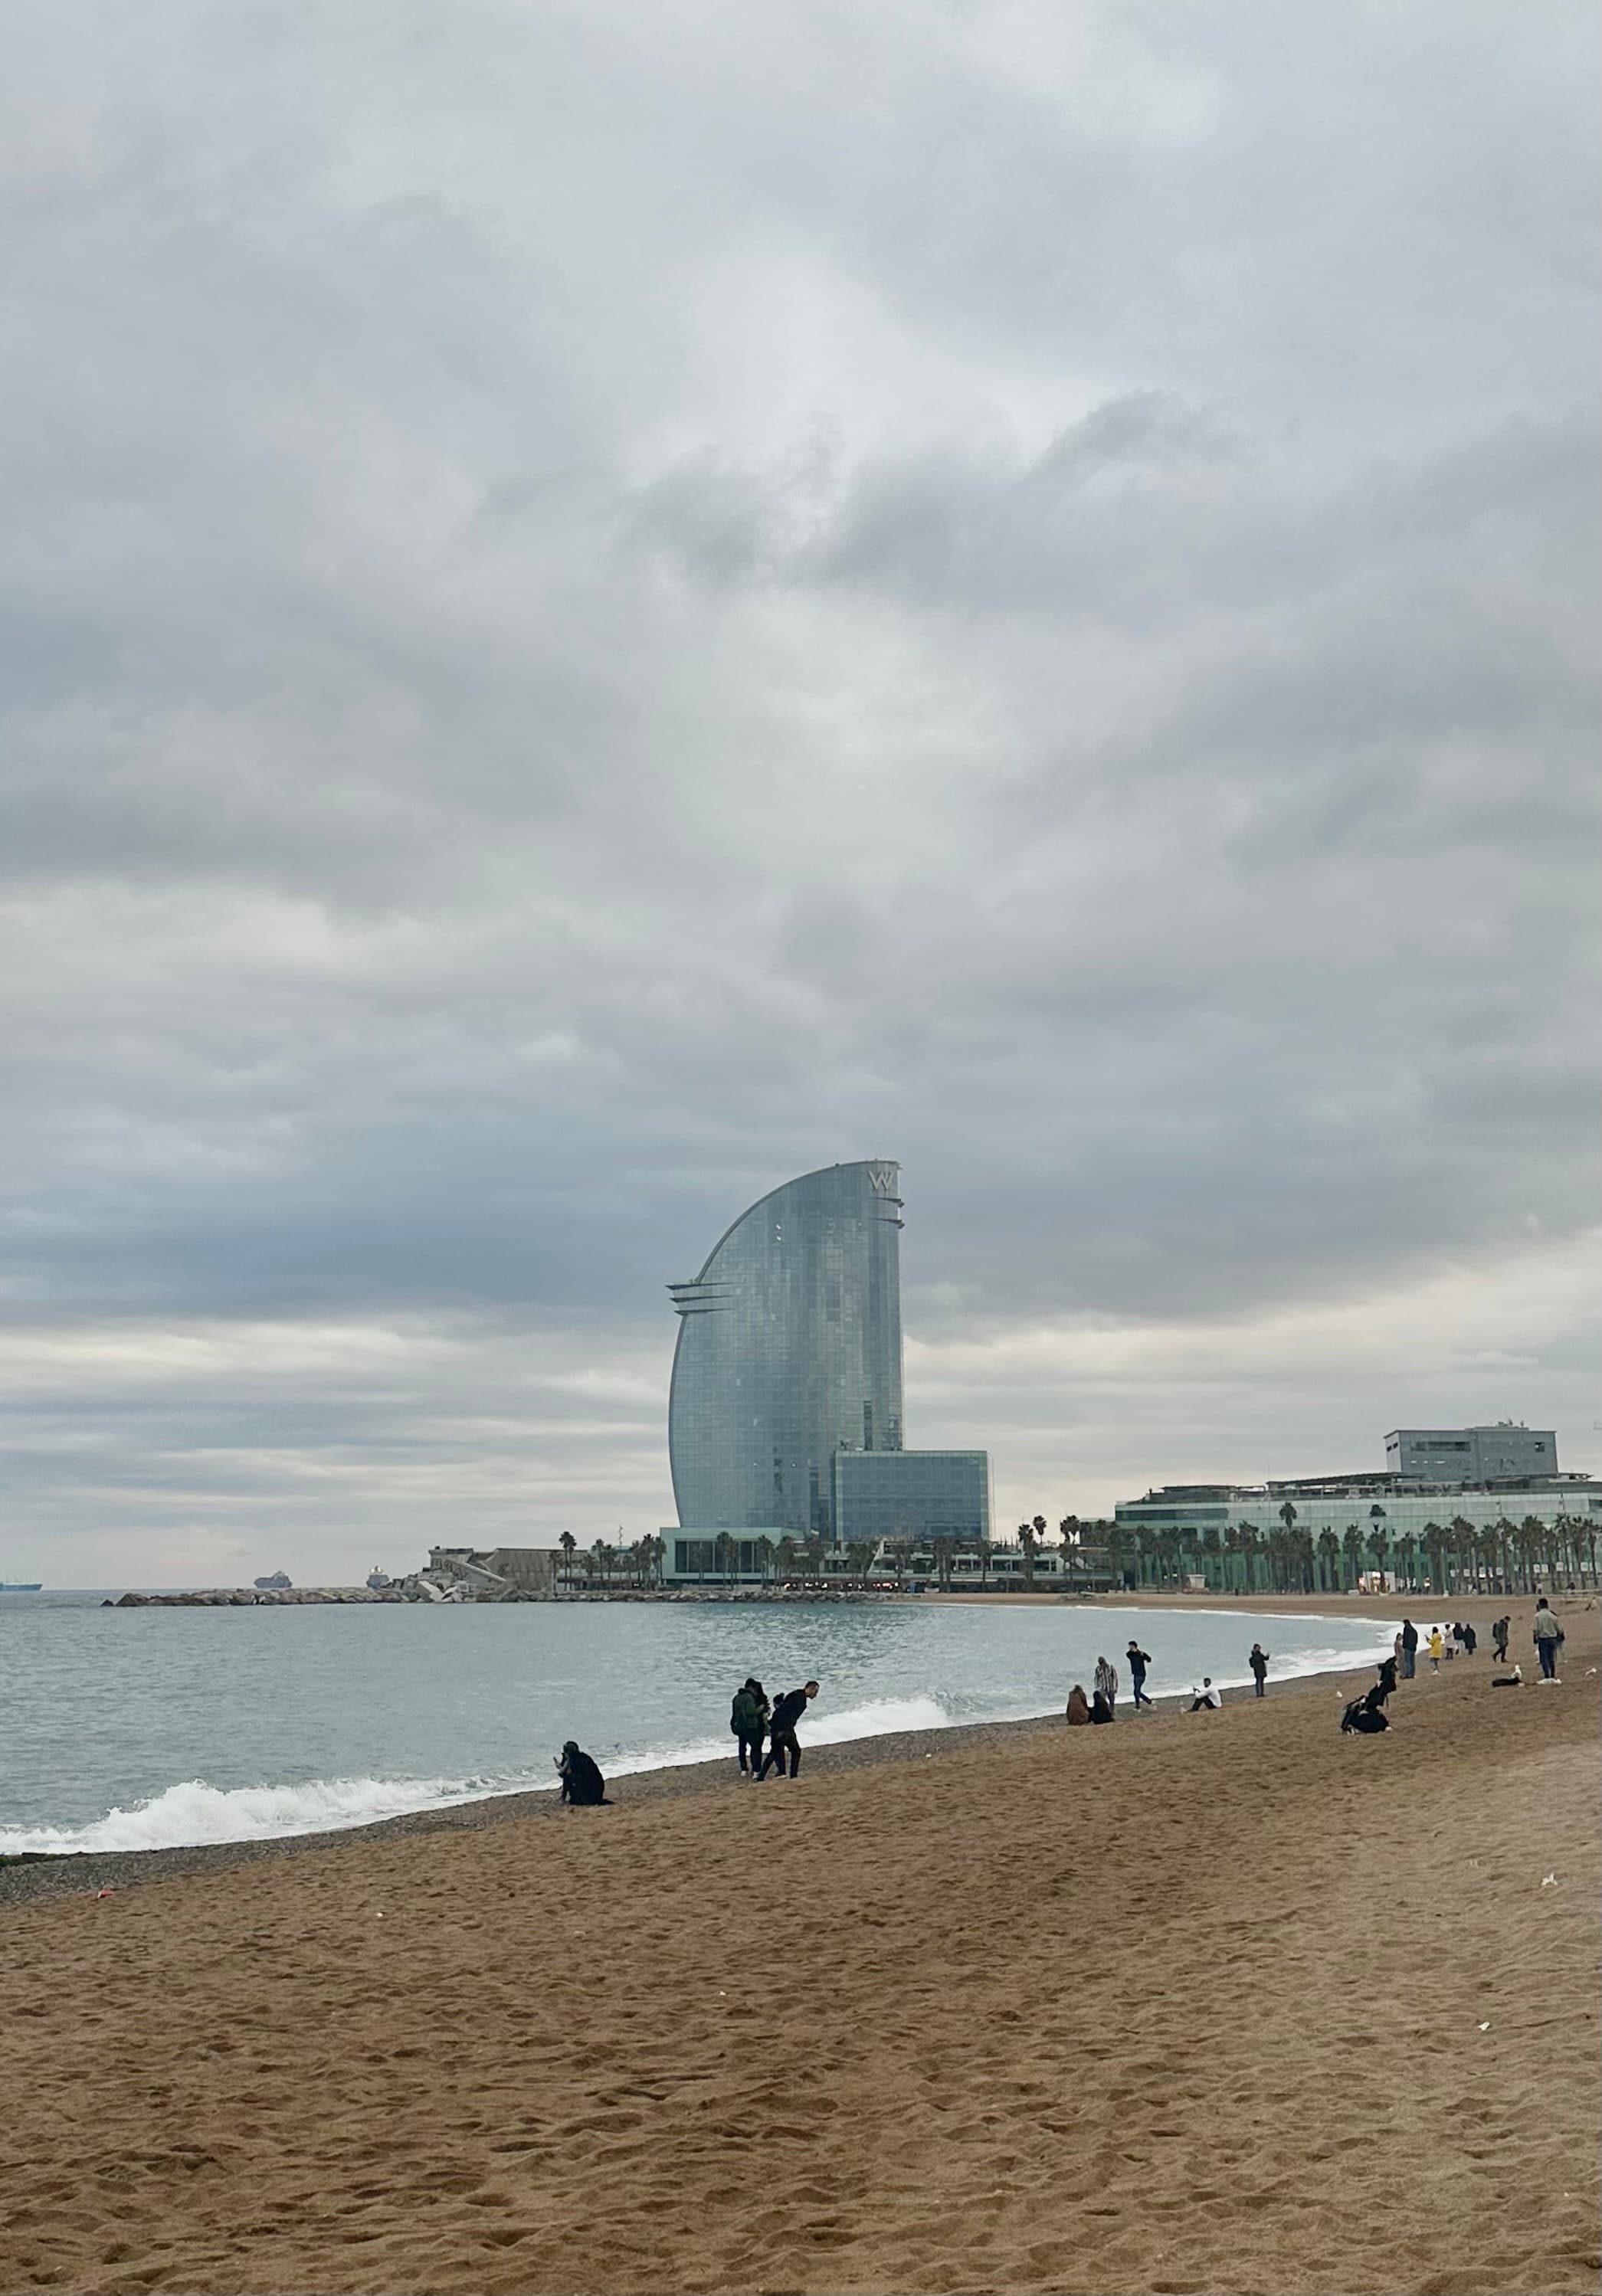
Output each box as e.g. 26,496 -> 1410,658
1125,1640 -> 1154,1708
758,1680 -> 819,1777
1248,1642 -> 1270,1698
730,1678 -> 768,1777
1532,1600 -> 1564,1682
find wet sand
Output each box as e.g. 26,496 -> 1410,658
2,1597 -> 1597,2295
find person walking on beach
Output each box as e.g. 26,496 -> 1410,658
1492,1615 -> 1511,1663
1427,1627 -> 1443,1672
730,1678 -> 768,1777
1461,1621 -> 1477,1657
1532,1599 -> 1564,1682
1093,1654 -> 1119,1716
1126,1640 -> 1154,1708
1401,1619 -> 1419,1679
1188,1678 -> 1221,1711
758,1680 -> 819,1777
1248,1642 -> 1270,1698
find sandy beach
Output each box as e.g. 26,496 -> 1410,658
3,1595 -> 1597,2296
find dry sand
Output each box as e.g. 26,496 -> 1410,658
2,1597 -> 1597,2296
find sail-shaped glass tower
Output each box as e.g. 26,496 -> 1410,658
667,1159 -> 905,1535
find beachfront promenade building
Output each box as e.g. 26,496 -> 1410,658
1112,1439 -> 1600,1593
663,1159 -> 993,1584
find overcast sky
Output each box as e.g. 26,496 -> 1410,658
3,1 -> 1597,1585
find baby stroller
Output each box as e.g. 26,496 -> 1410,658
1341,1685 -> 1390,1734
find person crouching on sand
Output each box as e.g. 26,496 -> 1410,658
1065,1685 -> 1091,1725
758,1681 -> 818,1777
1188,1679 -> 1221,1711
556,1742 -> 608,1805
1093,1653 -> 1119,1716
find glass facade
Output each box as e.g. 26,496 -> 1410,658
832,1449 -> 991,1545
668,1159 -> 905,1534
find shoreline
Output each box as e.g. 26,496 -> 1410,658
1,1610 -> 1410,1908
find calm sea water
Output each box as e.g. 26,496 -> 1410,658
1,1591 -> 1397,1855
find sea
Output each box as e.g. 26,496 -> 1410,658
0,1590 -> 1398,1857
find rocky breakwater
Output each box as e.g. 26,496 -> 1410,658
110,1585 -> 413,1607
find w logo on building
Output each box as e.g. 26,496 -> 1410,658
867,1161 -> 900,1196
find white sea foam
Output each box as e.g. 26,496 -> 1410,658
0,1771 -> 539,1858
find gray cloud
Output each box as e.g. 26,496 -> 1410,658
1,0 -> 1597,1579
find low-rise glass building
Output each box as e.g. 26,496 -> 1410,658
832,1449 -> 991,1547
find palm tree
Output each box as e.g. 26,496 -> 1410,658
1341,1523 -> 1364,1592
1420,1522 -> 1446,1594
1234,1522 -> 1262,1595
775,1534 -> 798,1583
1017,1520 -> 1040,1588
713,1532 -> 735,1586
1394,1531 -> 1418,1591
1315,1528 -> 1341,1593
932,1535 -> 954,1593
1200,1524 -> 1222,1591
1366,1508 -> 1389,1589
558,1530 -> 577,1590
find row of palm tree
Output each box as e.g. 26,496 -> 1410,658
552,1506 -> 1598,1596
1095,1502 -> 1600,1597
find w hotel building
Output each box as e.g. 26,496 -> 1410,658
663,1160 -> 989,1579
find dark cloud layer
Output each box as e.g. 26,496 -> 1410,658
2,1 -> 1597,1579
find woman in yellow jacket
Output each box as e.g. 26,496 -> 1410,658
1427,1626 -> 1444,1672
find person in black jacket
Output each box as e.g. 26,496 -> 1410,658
1248,1643 -> 1270,1698
1400,1619 -> 1419,1679
730,1678 -> 768,1776
1125,1641 -> 1154,1708
556,1741 -> 608,1805
758,1681 -> 819,1778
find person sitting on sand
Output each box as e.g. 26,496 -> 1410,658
1089,1689 -> 1114,1724
1248,1642 -> 1270,1698
758,1680 -> 819,1777
1188,1679 -> 1221,1711
1125,1640 -> 1154,1708
556,1742 -> 608,1806
1064,1685 -> 1092,1725
1093,1654 -> 1119,1716
1340,1685 -> 1389,1735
